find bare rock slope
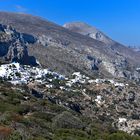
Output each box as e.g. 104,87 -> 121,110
63,22 -> 114,45
0,12 -> 140,80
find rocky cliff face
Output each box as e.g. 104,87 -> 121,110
0,24 -> 37,65
0,12 -> 140,81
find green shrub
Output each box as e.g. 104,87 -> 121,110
106,131 -> 140,140
9,131 -> 22,140
33,112 -> 55,122
53,129 -> 89,140
46,101 -> 66,113
52,111 -> 85,130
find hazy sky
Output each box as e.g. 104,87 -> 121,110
0,0 -> 140,46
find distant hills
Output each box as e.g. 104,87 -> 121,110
128,45 -> 140,52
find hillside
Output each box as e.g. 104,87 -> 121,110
0,11 -> 140,139
0,62 -> 140,139
0,12 -> 140,81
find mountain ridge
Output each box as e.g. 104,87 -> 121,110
63,21 -> 115,45
0,11 -> 140,82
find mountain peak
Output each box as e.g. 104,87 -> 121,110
63,21 -> 98,35
63,22 -> 114,45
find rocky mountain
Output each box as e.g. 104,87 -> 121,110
0,12 -> 140,140
0,12 -> 140,81
63,22 -> 140,66
63,22 -> 114,45
0,24 -> 37,65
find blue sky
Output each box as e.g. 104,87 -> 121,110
0,0 -> 140,46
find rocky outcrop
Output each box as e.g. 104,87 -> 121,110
0,24 -> 37,65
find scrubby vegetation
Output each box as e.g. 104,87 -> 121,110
0,81 -> 139,140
